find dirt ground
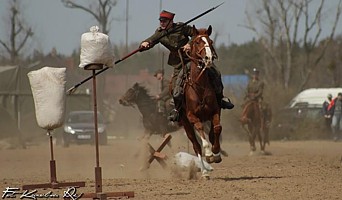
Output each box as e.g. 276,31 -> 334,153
1,130 -> 342,200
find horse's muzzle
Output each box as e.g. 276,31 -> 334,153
204,56 -> 213,66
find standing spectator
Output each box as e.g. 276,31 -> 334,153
328,92 -> 342,141
322,94 -> 333,134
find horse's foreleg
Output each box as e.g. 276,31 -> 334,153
211,113 -> 222,163
260,126 -> 269,153
197,153 -> 210,179
182,117 -> 202,157
193,121 -> 212,159
263,124 -> 270,145
211,114 -> 222,154
248,124 -> 256,152
256,129 -> 264,152
187,112 -> 213,159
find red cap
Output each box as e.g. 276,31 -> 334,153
159,10 -> 175,20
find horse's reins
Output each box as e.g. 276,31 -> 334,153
178,35 -> 213,106
178,49 -> 188,82
186,34 -> 216,82
178,49 -> 206,93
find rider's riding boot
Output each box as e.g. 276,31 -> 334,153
217,93 -> 234,109
168,96 -> 182,122
157,101 -> 166,115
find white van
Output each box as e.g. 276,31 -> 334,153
273,88 -> 342,137
288,88 -> 342,108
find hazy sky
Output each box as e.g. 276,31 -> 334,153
0,0 -> 341,56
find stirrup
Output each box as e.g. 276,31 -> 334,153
221,98 -> 234,109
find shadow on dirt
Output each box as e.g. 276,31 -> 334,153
216,175 -> 283,181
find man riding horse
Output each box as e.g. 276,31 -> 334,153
154,69 -> 172,115
140,10 -> 234,122
243,68 -> 272,131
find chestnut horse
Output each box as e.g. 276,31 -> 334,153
179,25 -> 222,178
240,100 -> 269,155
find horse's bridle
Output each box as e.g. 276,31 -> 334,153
184,34 -> 218,84
120,87 -> 139,107
186,34 -> 218,68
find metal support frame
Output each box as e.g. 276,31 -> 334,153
83,64 -> 134,199
22,131 -> 86,190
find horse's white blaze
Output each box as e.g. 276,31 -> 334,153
201,37 -> 213,65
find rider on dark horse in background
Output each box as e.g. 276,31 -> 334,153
140,10 -> 234,122
243,68 -> 272,127
153,69 -> 172,116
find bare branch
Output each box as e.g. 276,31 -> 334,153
16,28 -> 33,53
299,0 -> 342,89
0,0 -> 33,62
291,1 -> 303,43
245,0 -> 284,85
0,40 -> 11,53
310,0 -> 324,47
62,0 -> 117,34
61,0 -> 100,22
313,0 -> 341,65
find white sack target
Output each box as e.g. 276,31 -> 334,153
174,152 -> 213,171
28,67 -> 66,130
79,26 -> 115,68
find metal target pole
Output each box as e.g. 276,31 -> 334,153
93,69 -> 102,193
82,64 -> 134,199
84,64 -> 103,194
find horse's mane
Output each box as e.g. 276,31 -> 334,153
135,83 -> 154,100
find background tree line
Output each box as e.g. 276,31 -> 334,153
0,0 -> 342,142
0,0 -> 342,116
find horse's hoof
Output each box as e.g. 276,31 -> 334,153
201,174 -> 210,180
205,156 -> 215,163
249,151 -> 256,156
214,155 -> 222,163
260,150 -> 272,156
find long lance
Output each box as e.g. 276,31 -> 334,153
67,2 -> 224,94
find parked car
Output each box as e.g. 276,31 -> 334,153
273,103 -> 323,135
287,88 -> 342,108
62,110 -> 108,147
271,87 -> 342,139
